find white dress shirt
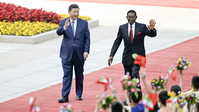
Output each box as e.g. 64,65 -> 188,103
70,18 -> 77,36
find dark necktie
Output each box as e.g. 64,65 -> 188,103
130,25 -> 133,43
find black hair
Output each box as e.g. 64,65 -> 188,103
111,101 -> 123,112
127,10 -> 137,16
68,4 -> 79,11
192,76 -> 199,89
195,102 -> 199,112
159,90 -> 170,106
149,102 -> 160,112
130,91 -> 142,103
170,85 -> 181,95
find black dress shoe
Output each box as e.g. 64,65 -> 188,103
58,97 -> 69,103
76,96 -> 83,101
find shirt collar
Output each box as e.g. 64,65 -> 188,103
70,18 -> 77,23
128,22 -> 135,28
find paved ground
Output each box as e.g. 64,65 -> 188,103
0,0 -> 199,103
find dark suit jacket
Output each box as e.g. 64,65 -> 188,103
56,18 -> 90,62
110,22 -> 157,65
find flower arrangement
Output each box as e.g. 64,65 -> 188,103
0,2 -> 92,36
120,73 -> 140,98
100,93 -> 116,110
168,91 -> 177,99
60,103 -> 73,112
150,76 -> 165,93
0,20 -> 59,36
175,57 -> 191,71
176,93 -> 186,109
184,88 -> 198,105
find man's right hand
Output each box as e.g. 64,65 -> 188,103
64,18 -> 71,29
108,56 -> 113,66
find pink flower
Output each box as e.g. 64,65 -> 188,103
128,75 -> 131,79
123,81 -> 127,84
127,81 -> 132,87
187,97 -> 190,100
131,88 -> 135,92
134,89 -> 138,92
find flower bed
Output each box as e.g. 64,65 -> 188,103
0,2 -> 92,36
0,20 -> 59,36
0,2 -> 61,23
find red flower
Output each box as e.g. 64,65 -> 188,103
0,2 -> 60,24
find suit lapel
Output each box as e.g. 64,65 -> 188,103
67,18 -> 74,38
75,18 -> 80,37
124,23 -> 131,43
134,22 -> 140,43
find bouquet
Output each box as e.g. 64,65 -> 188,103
175,57 -> 191,71
150,76 -> 165,93
100,93 -> 116,110
184,88 -> 198,105
60,103 -> 73,112
176,93 -> 186,109
120,74 -> 141,98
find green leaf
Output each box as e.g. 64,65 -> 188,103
135,92 -> 138,99
132,53 -> 137,59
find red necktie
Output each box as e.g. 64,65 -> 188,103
130,25 -> 133,43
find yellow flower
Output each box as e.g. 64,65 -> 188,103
188,62 -> 191,67
177,103 -> 180,107
0,21 -> 60,36
191,88 -> 194,92
102,99 -> 106,104
179,58 -> 182,62
168,91 -> 171,96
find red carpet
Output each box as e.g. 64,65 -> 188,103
51,0 -> 199,9
0,37 -> 199,112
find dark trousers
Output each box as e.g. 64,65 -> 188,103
122,60 -> 140,81
61,48 -> 84,98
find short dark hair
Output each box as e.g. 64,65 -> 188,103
111,101 -> 123,112
130,91 -> 142,103
68,4 -> 79,11
159,90 -> 170,106
170,85 -> 181,95
192,76 -> 199,89
127,10 -> 137,16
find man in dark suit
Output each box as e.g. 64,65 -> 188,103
56,4 -> 90,103
108,10 -> 156,81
